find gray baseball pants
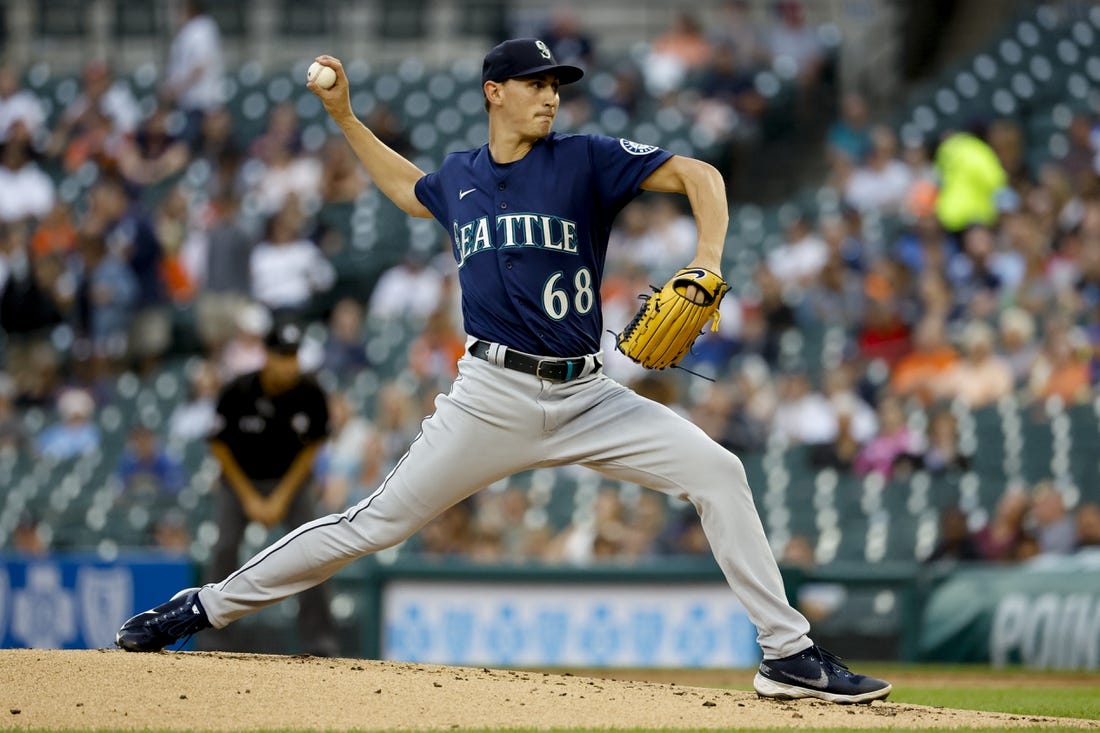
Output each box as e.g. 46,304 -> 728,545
198,350 -> 813,659
205,477 -> 337,655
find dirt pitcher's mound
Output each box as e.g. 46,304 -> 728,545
1,649 -> 1096,731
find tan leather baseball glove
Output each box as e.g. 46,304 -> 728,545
616,267 -> 730,370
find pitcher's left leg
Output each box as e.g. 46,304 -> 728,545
548,378 -> 811,659
548,379 -> 890,702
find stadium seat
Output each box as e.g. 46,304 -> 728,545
1019,409 -> 1056,483
537,469 -> 577,529
834,518 -> 867,562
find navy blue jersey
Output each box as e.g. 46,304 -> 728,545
414,132 -> 673,357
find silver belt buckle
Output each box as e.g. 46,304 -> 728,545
535,359 -> 559,382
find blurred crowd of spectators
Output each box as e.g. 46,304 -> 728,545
546,0 -> 835,198
3,1 -> 1100,569
0,1 -> 833,408
924,482 -> 1100,564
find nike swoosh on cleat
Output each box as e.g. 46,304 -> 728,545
785,670 -> 830,689
459,188 -> 477,199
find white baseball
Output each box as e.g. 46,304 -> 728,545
307,61 -> 337,90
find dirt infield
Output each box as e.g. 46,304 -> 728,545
2,649 -> 1097,731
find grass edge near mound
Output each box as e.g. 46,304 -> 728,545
3,728 -> 1093,733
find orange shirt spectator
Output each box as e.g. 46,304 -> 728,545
939,321 -> 1014,408
890,316 -> 959,405
1028,323 -> 1092,405
651,13 -> 713,70
408,309 -> 466,381
1038,363 -> 1090,404
644,12 -> 713,96
31,203 -> 78,258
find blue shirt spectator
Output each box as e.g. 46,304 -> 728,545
89,176 -> 165,309
79,234 -> 138,356
35,389 -> 100,460
117,425 -> 185,498
827,93 -> 872,165
321,297 -> 369,380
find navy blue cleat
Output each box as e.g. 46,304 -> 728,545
115,587 -> 212,652
754,645 -> 891,704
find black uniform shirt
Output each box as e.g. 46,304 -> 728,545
209,371 -> 330,480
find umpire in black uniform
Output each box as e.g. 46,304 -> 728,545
206,321 -> 338,655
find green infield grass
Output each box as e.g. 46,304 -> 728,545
833,663 -> 1100,720
720,663 -> 1100,731
887,682 -> 1100,720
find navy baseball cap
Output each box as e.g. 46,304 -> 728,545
482,38 -> 584,85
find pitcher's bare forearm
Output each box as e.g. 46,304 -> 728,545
641,155 -> 728,272
335,117 -> 432,218
308,54 -> 432,219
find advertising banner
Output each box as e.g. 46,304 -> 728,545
0,553 -> 193,649
382,580 -> 760,667
919,553 -> 1100,669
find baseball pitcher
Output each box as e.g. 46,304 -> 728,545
117,38 -> 890,704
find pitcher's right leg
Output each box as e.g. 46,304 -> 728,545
198,360 -> 542,627
117,358 -> 543,650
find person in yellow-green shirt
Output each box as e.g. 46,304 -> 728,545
934,130 -> 1008,233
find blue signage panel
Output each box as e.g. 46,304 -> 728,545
0,553 -> 194,649
382,580 -> 761,668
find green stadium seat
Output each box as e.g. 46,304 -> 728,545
279,0 -> 334,36
834,519 -> 867,562
999,37 -> 1026,68
296,93 -> 325,124
951,70 -> 982,110
1019,411 -> 1055,483
1086,56 -> 1100,84
113,0 -> 159,37
37,0 -> 87,36
542,470 -> 580,529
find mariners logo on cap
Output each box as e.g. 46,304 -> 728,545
535,39 -> 552,60
619,139 -> 659,155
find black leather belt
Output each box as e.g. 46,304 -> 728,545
469,340 -> 601,382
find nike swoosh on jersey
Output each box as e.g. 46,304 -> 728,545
459,188 -> 477,199
783,669 -> 830,689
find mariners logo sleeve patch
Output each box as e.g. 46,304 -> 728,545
619,139 -> 659,155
